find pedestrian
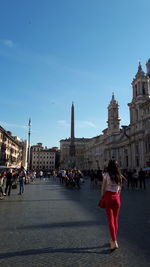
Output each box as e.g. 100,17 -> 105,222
74,169 -> 82,189
39,170 -> 43,180
138,168 -> 146,190
132,169 -> 139,189
101,160 -> 124,250
61,169 -> 66,184
90,170 -> 95,186
5,169 -> 13,196
33,171 -> 36,182
0,171 -> 5,199
18,166 -> 26,195
11,169 -> 18,189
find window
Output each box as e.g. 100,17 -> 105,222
135,84 -> 137,96
136,157 -> 139,167
142,82 -> 145,95
126,156 -> 128,167
135,144 -> 139,154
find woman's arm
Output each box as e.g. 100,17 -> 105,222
101,174 -> 107,197
121,173 -> 127,182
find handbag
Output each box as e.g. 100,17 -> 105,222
12,184 -> 17,189
98,197 -> 105,209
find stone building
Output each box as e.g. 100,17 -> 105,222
0,126 -> 28,168
30,143 -> 56,171
60,137 -> 90,169
51,147 -> 60,169
60,102 -> 91,169
60,59 -> 150,171
84,60 -> 150,170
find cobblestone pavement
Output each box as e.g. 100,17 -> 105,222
0,177 -> 150,267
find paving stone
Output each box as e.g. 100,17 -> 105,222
0,177 -> 150,266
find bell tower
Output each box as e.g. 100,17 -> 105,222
146,58 -> 150,77
107,93 -> 120,134
131,62 -> 149,100
128,61 -> 150,124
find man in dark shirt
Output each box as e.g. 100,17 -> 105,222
138,168 -> 146,190
5,169 -> 13,196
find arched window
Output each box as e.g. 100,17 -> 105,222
142,82 -> 146,95
135,84 -> 137,96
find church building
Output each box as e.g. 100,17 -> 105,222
60,59 -> 150,171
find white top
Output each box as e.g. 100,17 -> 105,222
103,172 -> 121,193
0,177 -> 4,186
61,170 -> 66,177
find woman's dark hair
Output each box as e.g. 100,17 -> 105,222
107,160 -> 122,184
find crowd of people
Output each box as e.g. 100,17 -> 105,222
0,166 -> 36,200
35,166 -> 148,193
57,169 -> 84,189
0,165 -> 148,201
0,162 -> 149,253
125,168 -> 146,190
0,167 -> 86,199
86,168 -> 147,190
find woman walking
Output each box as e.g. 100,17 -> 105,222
101,160 -> 123,250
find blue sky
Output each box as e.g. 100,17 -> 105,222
0,0 -> 150,148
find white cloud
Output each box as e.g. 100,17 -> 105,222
76,120 -> 97,129
57,120 -> 70,127
0,39 -> 14,48
57,119 -> 97,129
84,121 -> 97,128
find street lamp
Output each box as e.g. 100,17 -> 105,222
27,118 -> 31,171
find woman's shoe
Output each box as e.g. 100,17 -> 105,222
110,240 -> 118,250
115,241 -> 119,248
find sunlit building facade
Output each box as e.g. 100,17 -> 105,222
60,59 -> 150,171
30,143 -> 56,171
0,126 -> 28,168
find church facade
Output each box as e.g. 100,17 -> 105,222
60,59 -> 150,171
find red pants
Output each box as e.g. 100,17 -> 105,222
104,191 -> 120,241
